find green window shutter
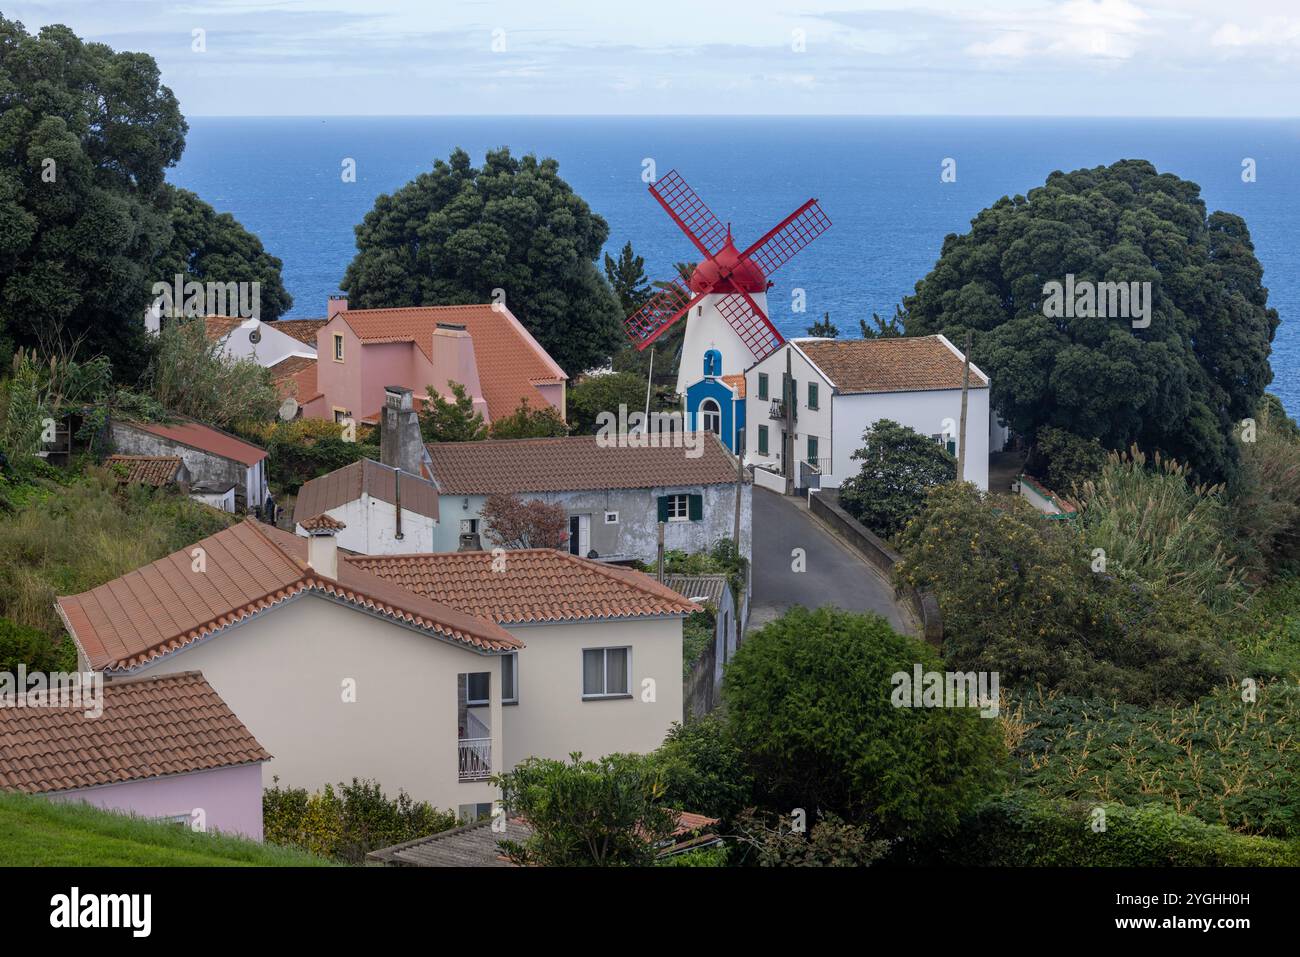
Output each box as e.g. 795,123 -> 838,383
657,496 -> 669,522
808,382 -> 818,409
758,373 -> 768,400
946,439 -> 957,456
688,494 -> 703,521
758,425 -> 769,455
808,435 -> 819,463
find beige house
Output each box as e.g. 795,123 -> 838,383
56,517 -> 695,817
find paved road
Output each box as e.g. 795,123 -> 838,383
749,486 -> 910,634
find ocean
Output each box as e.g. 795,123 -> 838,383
171,116 -> 1299,414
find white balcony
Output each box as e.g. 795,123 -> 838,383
458,737 -> 491,782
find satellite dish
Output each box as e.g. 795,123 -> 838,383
278,397 -> 299,421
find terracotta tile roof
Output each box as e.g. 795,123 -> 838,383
720,374 -> 746,398
350,550 -> 700,624
56,520 -> 520,673
103,455 -> 184,487
336,305 -> 567,420
203,316 -> 245,342
299,513 -> 346,531
293,459 -> 440,524
273,318 -> 328,346
425,434 -> 738,495
0,671 -> 269,794
796,335 -> 989,394
118,419 -> 268,467
268,355 -> 318,402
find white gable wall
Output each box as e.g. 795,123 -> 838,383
294,496 -> 438,555
220,318 -> 316,367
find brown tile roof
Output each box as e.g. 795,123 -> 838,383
118,419 -> 268,467
425,434 -> 738,495
268,355 -> 319,402
203,316 -> 245,342
350,550 -> 700,624
273,318 -> 328,346
104,455 -> 184,487
720,374 -> 746,398
0,671 -> 269,794
299,513 -> 346,531
336,305 -> 567,420
293,459 -> 439,524
56,519 -> 520,673
796,335 -> 989,394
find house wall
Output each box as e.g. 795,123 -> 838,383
532,381 -> 566,419
501,617 -> 683,769
310,316 -> 364,422
220,319 -> 315,367
135,593 -> 505,811
46,762 -> 265,841
676,293 -> 769,396
829,388 -> 991,491
685,379 -> 743,453
361,342 -> 423,422
432,484 -> 752,568
110,422 -> 265,510
298,497 -> 438,554
744,343 -> 835,480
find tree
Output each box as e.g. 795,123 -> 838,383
603,241 -> 652,315
1030,425 -> 1106,494
724,606 -> 1007,837
487,398 -> 568,439
567,371 -> 650,434
645,714 -> 754,823
805,313 -> 839,337
837,419 -> 956,537
0,16 -> 187,377
147,320 -> 278,427
1229,396 -> 1300,577
902,159 -> 1278,483
341,147 -> 622,374
494,753 -> 677,866
152,186 -> 292,322
419,381 -> 487,442
481,492 -> 569,549
859,307 -> 905,339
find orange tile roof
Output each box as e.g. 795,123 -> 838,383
425,434 -> 738,495
720,374 -> 746,398
0,671 -> 269,794
56,520 -> 520,673
350,550 -> 700,624
268,355 -> 318,402
796,335 -> 989,394
335,304 -> 566,420
103,455 -> 183,487
293,458 -> 440,523
299,513 -> 346,531
119,419 -> 268,467
273,318 -> 328,346
203,316 -> 245,342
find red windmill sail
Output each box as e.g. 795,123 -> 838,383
623,169 -> 831,360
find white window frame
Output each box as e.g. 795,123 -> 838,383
604,511 -> 619,524
502,652 -> 518,705
666,493 -> 689,522
582,646 -> 631,699
700,398 -> 722,434
465,671 -> 490,707
332,333 -> 344,362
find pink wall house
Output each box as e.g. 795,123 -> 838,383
308,299 -> 567,426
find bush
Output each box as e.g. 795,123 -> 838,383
723,606 -> 1007,838
148,320 -> 278,427
731,809 -> 889,867
0,615 -> 75,673
1030,426 -> 1106,495
647,714 -> 754,823
899,794 -> 1300,866
488,398 -> 569,438
567,372 -> 651,434
1228,572 -> 1300,680
262,778 -> 456,864
238,418 -> 378,496
838,419 -> 956,538
681,610 -> 715,677
1228,395 -> 1300,578
896,482 -> 1232,704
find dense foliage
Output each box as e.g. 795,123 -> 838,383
903,160 -> 1279,483
838,418 -> 956,538
1029,425 -> 1106,494
480,492 -> 569,549
647,715 -> 754,823
237,417 -> 377,496
567,371 -> 652,434
420,381 -> 487,442
341,147 -> 623,374
487,398 -> 568,439
147,320 -> 279,428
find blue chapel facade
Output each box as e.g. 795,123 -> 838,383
685,348 -> 746,453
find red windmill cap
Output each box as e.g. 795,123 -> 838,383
690,238 -> 767,295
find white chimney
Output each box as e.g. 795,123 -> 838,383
301,514 -> 344,578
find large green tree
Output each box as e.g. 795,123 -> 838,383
902,160 -> 1278,483
838,418 -> 956,537
0,16 -> 186,376
341,147 -> 622,374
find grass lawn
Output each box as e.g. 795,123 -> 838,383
0,792 -> 334,866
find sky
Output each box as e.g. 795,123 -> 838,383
6,0 -> 1300,116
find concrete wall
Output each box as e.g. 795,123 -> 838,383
500,617 -> 682,768
136,593 -> 504,812
433,484 -> 752,567
294,498 -> 438,555
110,422 -> 266,509
47,762 -> 265,841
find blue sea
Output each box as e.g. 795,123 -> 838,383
171,116 -> 1299,415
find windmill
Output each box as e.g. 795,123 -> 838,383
624,169 -> 831,396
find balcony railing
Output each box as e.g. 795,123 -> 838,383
458,737 -> 492,782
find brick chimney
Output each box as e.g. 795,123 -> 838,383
300,514 -> 345,579
327,295 -> 349,318
380,386 -> 423,475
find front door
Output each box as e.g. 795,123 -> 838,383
568,514 -> 591,556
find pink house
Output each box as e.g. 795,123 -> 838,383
300,297 -> 567,427
0,671 -> 269,841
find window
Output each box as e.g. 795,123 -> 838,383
333,408 -> 348,424
460,518 -> 479,535
758,425 -> 769,455
583,647 -> 630,698
807,382 -> 819,410
757,373 -> 769,400
604,511 -> 619,524
700,399 -> 721,434
658,493 -> 701,522
807,435 -> 819,465
332,333 -> 344,362
502,653 -> 518,705
466,672 -> 489,706
666,494 -> 688,521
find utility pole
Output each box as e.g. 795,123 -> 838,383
733,428 -> 744,547
656,521 -> 665,583
644,346 -> 655,420
783,345 -> 795,496
957,330 -> 972,482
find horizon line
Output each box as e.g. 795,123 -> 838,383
183,113 -> 1300,121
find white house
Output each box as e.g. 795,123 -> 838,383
202,316 -> 317,367
744,335 -> 994,491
